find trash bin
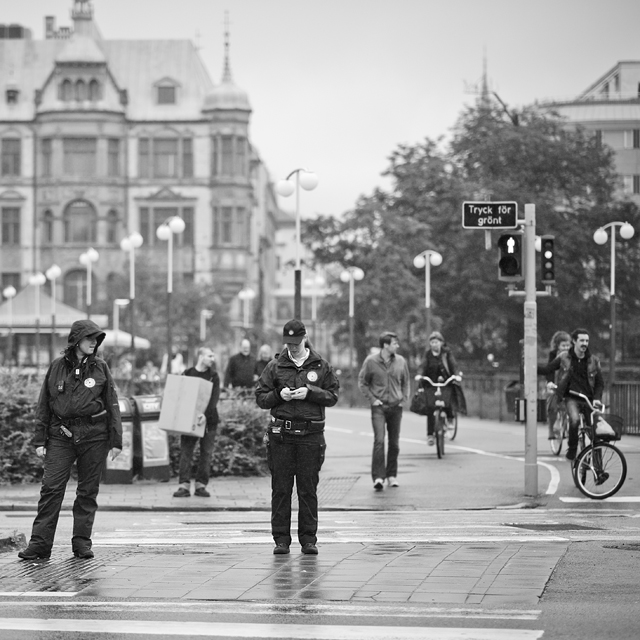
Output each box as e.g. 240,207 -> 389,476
103,397 -> 134,484
504,380 -> 521,420
131,394 -> 171,482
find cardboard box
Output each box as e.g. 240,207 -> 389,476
158,374 -> 213,438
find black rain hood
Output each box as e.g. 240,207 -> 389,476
66,319 -> 106,355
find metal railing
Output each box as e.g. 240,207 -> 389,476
610,383 -> 640,435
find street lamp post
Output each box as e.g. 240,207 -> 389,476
45,264 -> 62,361
303,274 -> 326,345
2,285 -> 16,367
238,288 -> 256,331
340,267 -> 365,407
156,217 -> 185,373
200,309 -> 214,342
79,247 -> 99,318
28,272 -> 46,371
275,169 -> 319,320
113,298 -> 130,355
120,232 -> 144,365
593,221 -> 635,385
413,249 -> 443,339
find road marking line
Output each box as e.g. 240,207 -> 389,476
0,619 -> 544,638
325,427 -> 354,433
0,592 -> 77,597
560,496 -> 640,502
0,602 -> 541,620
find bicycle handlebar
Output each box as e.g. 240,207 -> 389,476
418,375 -> 460,387
567,390 -> 604,413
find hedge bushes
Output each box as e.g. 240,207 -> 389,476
0,372 -> 268,484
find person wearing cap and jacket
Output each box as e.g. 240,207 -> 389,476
18,319 -> 122,561
255,319 -> 339,556
417,331 -> 466,446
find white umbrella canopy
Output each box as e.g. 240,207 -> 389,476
101,329 -> 150,349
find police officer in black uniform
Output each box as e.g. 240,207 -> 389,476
256,319 -> 339,555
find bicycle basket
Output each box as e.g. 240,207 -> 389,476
596,414 -> 623,440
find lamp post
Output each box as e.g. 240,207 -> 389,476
79,247 -> 99,318
275,169 -> 319,320
340,267 -> 365,407
28,272 -> 46,371
156,216 -> 185,372
303,274 -> 326,344
238,288 -> 256,331
413,249 -> 443,339
2,285 -> 16,367
120,231 -> 144,364
200,309 -> 214,342
113,298 -> 130,355
45,264 -> 62,361
593,221 -> 635,384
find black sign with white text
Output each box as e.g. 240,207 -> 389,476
462,201 -> 518,229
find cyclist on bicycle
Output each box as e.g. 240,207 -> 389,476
544,331 -> 571,440
416,331 -> 466,446
538,328 -> 604,461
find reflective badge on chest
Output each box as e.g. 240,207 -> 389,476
307,371 -> 318,382
84,378 -> 96,388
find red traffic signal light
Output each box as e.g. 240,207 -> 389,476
540,235 -> 556,285
497,233 -> 523,282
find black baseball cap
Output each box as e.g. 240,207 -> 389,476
282,319 -> 306,344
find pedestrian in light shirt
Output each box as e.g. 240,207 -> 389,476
358,331 -> 410,491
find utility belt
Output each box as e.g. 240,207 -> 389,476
54,410 -> 108,436
270,416 -> 325,437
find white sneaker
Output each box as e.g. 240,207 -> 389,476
387,476 -> 399,487
373,478 -> 384,491
427,436 -> 435,446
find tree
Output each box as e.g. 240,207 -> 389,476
304,100 -> 640,368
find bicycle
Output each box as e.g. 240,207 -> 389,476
417,375 -> 459,459
566,390 -> 627,499
546,385 -> 568,456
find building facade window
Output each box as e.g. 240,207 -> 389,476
157,86 -> 176,105
89,79 -> 100,101
106,209 -> 119,244
42,209 -> 54,244
1,272 -> 20,291
63,200 -> 97,243
138,137 -> 193,178
107,138 -> 121,177
634,175 -> 640,195
182,138 -> 193,178
75,79 -> 87,101
1,207 -> 20,245
60,79 -> 73,101
41,138 -> 52,177
1,138 -> 21,176
63,138 -> 97,176
634,130 -> 640,149
221,136 -> 233,175
214,205 -> 247,246
236,136 -> 247,177
138,138 -> 150,178
63,269 -> 87,309
595,130 -> 602,147
6,89 -> 18,104
212,135 -> 247,177
154,138 -> 178,178
140,205 -> 194,247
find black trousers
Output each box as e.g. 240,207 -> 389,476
267,430 -> 326,546
27,435 -> 110,555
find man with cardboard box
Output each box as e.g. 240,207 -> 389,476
172,347 -> 220,498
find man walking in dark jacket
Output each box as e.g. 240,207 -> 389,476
224,339 -> 255,391
173,346 -> 220,498
19,320 -> 122,560
256,319 -> 339,556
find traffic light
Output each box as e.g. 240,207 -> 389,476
497,233 -> 523,282
540,235 -> 556,285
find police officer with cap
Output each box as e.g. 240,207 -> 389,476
256,319 -> 339,555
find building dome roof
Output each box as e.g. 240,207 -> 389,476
56,35 -> 106,64
203,73 -> 251,112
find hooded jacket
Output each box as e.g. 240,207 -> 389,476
34,319 -> 122,449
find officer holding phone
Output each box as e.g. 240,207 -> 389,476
255,319 -> 339,556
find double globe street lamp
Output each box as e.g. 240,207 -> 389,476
340,267 -> 365,407
275,169 -> 319,320
2,285 -> 16,367
120,231 -> 144,360
28,272 -> 46,370
413,249 -> 443,338
238,287 -> 256,331
593,221 -> 635,384
156,216 -> 185,372
45,264 -> 62,360
79,247 -> 99,318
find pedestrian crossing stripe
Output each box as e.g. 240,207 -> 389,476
0,619 -> 544,638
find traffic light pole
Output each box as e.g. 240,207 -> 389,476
522,204 -> 538,497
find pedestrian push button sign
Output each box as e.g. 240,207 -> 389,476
462,201 -> 518,229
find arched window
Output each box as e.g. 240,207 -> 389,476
89,79 -> 100,101
75,79 -> 87,101
42,210 -> 54,244
63,269 -> 87,310
106,209 -> 119,244
63,199 -> 97,243
60,79 -> 72,101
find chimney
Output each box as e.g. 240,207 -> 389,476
71,0 -> 94,37
45,16 -> 56,39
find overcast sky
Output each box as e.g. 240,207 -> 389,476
7,0 -> 640,218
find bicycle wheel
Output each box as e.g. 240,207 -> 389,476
574,442 -> 627,499
549,413 -> 565,456
435,413 -> 445,459
445,413 -> 458,441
